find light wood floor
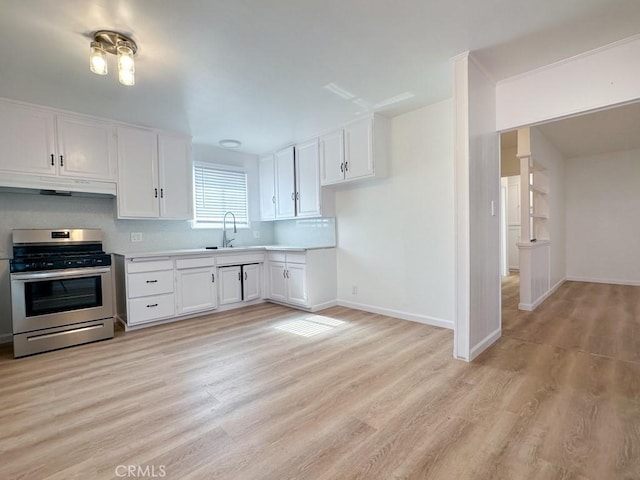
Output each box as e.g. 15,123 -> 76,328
1,281 -> 639,479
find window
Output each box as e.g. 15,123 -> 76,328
193,163 -> 249,228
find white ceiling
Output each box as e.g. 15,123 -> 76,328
1,0 -> 640,154
536,102 -> 640,158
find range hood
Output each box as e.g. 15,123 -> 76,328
0,172 -> 116,197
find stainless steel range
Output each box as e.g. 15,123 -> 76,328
10,229 -> 114,358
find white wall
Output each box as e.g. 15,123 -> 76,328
465,57 -> 501,359
501,145 -> 519,177
530,127 -> 566,288
496,35 -> 640,131
335,99 -> 454,329
565,148 -> 640,285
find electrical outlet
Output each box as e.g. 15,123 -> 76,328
253,230 -> 261,239
352,285 -> 358,295
130,232 -> 143,243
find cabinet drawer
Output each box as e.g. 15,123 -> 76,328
128,270 -> 174,298
175,256 -> 215,269
216,252 -> 265,266
285,252 -> 306,264
267,252 -> 287,263
126,258 -> 173,273
128,294 -> 175,325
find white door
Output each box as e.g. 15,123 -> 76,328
295,138 -> 321,217
319,129 -> 344,186
117,126 -> 159,218
176,266 -> 217,315
344,117 -> 373,180
242,264 -> 261,302
158,134 -> 193,220
218,266 -> 242,305
56,114 -> 116,181
268,261 -> 287,302
259,154 -> 276,220
286,263 -> 307,307
275,146 -> 295,218
0,101 -> 56,176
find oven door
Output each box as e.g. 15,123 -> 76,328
11,266 -> 113,333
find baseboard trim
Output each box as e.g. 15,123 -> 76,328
519,277 -> 566,311
336,300 -> 454,330
566,276 -> 640,287
0,333 -> 12,345
469,327 -> 501,361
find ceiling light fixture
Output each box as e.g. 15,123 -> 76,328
89,30 -> 137,86
219,139 -> 242,149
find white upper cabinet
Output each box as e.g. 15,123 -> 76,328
56,114 -> 116,181
117,126 -> 193,220
0,100 -> 117,181
0,101 -> 56,176
320,114 -> 389,186
158,133 -> 193,220
275,146 -> 296,219
319,129 -> 344,186
263,141 -> 325,221
259,154 -> 276,220
344,117 -> 375,180
295,138 -> 321,218
117,126 -> 159,218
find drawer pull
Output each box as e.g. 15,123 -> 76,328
146,280 -> 158,283
146,303 -> 158,308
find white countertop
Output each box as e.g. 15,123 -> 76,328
113,245 -> 335,259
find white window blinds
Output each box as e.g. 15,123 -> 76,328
193,164 -> 249,227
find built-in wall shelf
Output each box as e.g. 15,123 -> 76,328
518,130 -> 550,242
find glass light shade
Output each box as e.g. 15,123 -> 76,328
118,68 -> 135,86
117,41 -> 135,86
89,41 -> 107,75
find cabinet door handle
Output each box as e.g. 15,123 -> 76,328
160,188 -> 164,198
60,155 -> 64,167
296,192 -> 300,200
272,195 -> 276,204
244,271 -> 248,281
50,154 -> 55,166
211,273 -> 215,283
345,161 -> 348,172
340,162 -> 344,173
145,279 -> 158,284
146,303 -> 158,308
238,272 -> 241,281
291,192 -> 295,201
154,188 -> 158,198
285,269 -> 290,279
282,269 -> 286,278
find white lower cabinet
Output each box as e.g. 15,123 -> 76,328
175,257 -> 217,315
266,249 -> 336,310
242,264 -> 261,302
268,261 -> 288,303
115,252 -> 270,329
119,258 -> 175,326
114,248 -> 337,328
218,263 -> 262,305
268,260 -> 307,307
218,266 -> 243,305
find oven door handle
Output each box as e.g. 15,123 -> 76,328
11,267 -> 111,281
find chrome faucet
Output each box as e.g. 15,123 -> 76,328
222,211 -> 237,248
